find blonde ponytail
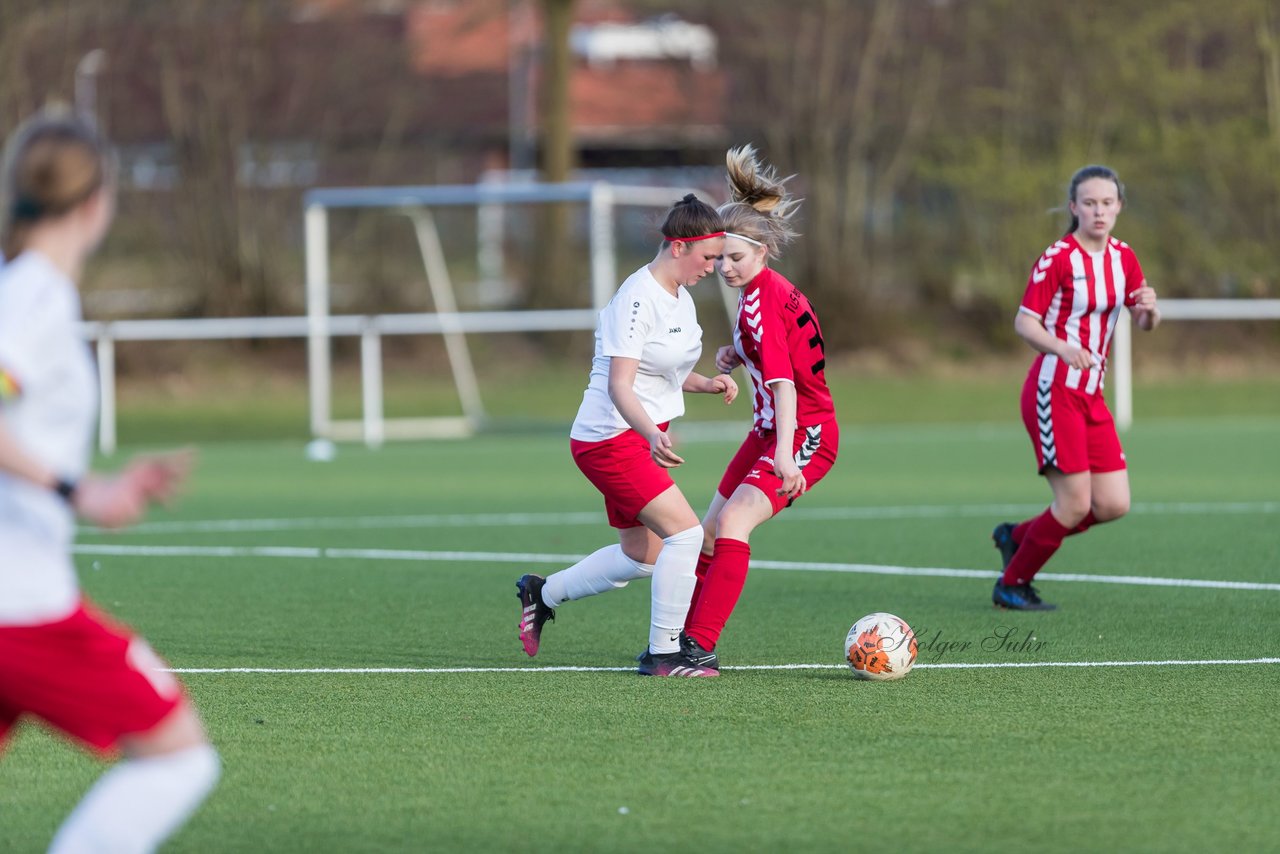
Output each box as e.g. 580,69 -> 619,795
719,144 -> 801,258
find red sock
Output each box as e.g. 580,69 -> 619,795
683,551 -> 714,633
1011,518 -> 1033,545
1001,508 -> 1071,586
1013,509 -> 1097,544
1069,511 -> 1097,536
685,538 -> 750,651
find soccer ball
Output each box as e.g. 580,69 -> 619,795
844,612 -> 917,681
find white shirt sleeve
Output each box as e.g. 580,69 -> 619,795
600,284 -> 660,360
0,275 -> 59,394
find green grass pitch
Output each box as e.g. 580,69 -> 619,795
1,417 -> 1277,852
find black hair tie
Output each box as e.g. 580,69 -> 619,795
11,195 -> 43,221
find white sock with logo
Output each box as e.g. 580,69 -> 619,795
49,743 -> 220,854
542,544 -> 654,608
648,525 -> 703,654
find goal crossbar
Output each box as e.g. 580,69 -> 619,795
1111,299 -> 1280,430
303,180 -> 703,442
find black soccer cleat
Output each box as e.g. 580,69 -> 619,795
635,633 -> 720,669
517,574 -> 555,656
636,648 -> 719,677
679,632 -> 720,671
992,580 -> 1057,611
992,522 -> 1019,571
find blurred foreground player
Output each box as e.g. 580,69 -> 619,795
0,110 -> 219,852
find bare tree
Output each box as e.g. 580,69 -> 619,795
706,0 -> 943,346
530,0 -> 578,314
151,2 -> 282,316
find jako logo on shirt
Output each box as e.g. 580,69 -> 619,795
668,327 -> 682,333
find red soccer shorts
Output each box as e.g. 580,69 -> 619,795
1021,374 -> 1125,475
571,423 -> 676,529
716,418 -> 840,515
0,601 -> 184,754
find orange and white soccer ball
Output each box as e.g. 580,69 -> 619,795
844,612 -> 917,681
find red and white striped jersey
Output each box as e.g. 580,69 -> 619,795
1019,234 -> 1146,395
733,267 -> 835,432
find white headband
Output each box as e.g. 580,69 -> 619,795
724,231 -> 766,248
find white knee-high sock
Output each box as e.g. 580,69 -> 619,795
49,743 -> 220,854
649,525 -> 703,654
542,544 -> 654,607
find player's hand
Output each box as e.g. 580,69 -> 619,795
1130,285 -> 1158,313
715,346 -> 741,373
1130,285 -> 1159,331
74,449 -> 194,529
1057,342 -> 1097,371
774,455 -> 806,499
649,431 -> 685,468
128,449 -> 194,505
709,374 -> 738,405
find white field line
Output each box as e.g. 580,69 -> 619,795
70,543 -> 1280,592
164,658 -> 1280,675
91,500 -> 1280,536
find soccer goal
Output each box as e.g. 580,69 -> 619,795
1110,298 -> 1280,430
302,180 -> 709,443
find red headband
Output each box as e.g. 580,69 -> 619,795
664,231 -> 725,243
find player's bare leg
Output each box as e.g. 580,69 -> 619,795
1087,469 -> 1131,522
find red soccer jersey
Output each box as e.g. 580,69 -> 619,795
1019,234 -> 1146,395
733,267 -> 835,431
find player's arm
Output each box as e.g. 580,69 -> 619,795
682,371 -> 738,405
1017,250 -> 1094,369
1129,280 -> 1161,331
769,380 -> 805,499
0,412 -> 65,494
0,409 -> 190,529
1014,311 -> 1094,371
607,357 -> 684,468
0,313 -> 86,505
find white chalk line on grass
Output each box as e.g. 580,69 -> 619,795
94,500 -> 1280,535
70,543 -> 1280,592
165,658 -> 1280,675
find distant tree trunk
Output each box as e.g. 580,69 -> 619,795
0,1 -> 43,122
531,0 -> 577,316
540,0 -> 574,187
155,1 -> 278,318
1261,8 -> 1280,148
718,0 -> 941,348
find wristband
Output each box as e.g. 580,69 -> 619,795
54,478 -> 78,504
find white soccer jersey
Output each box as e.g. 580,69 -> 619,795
570,266 -> 703,442
0,251 -> 98,625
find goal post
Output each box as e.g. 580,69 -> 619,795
1111,299 -> 1280,430
302,180 -> 710,443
